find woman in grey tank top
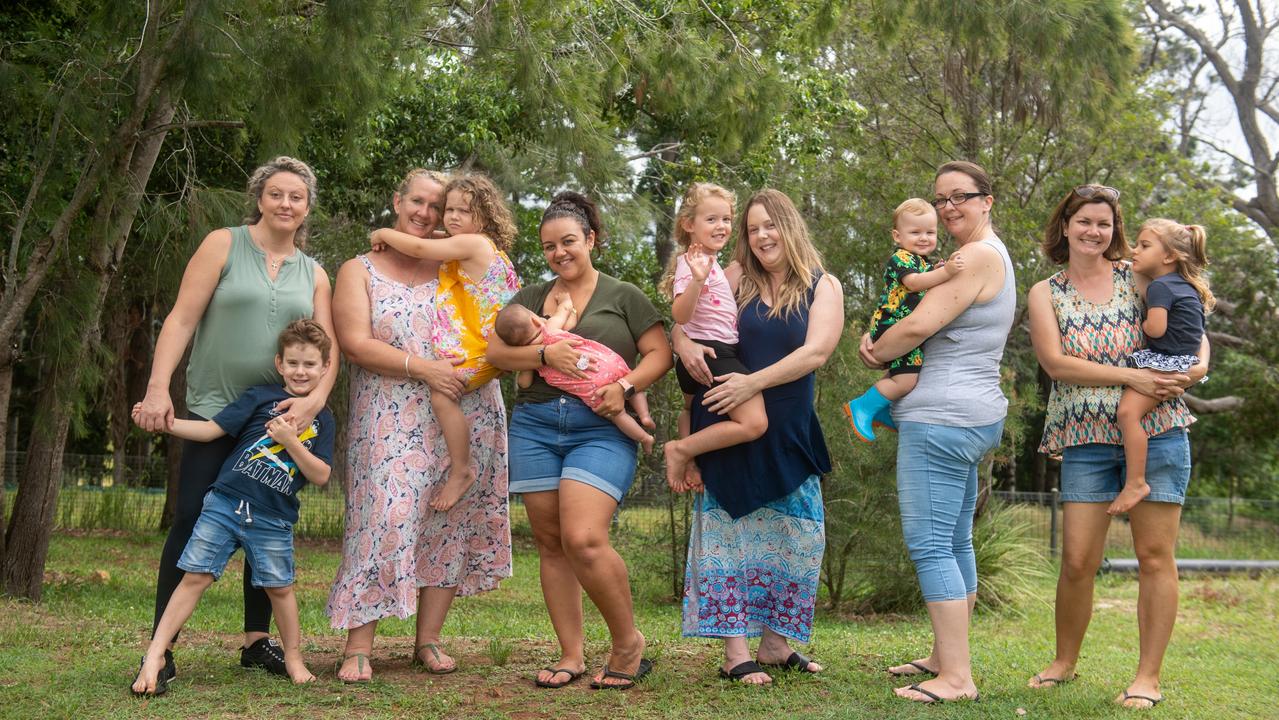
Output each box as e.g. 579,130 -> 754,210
858,161 -> 1014,705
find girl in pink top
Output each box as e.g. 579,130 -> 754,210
659,183 -> 768,488
494,298 -> 655,452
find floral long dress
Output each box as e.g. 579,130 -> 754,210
327,256 -> 511,630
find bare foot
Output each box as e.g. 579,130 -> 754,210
336,653 -> 372,682
1108,482 -> 1150,515
285,654 -> 315,684
639,413 -> 656,431
684,462 -> 703,492
130,652 -> 166,696
887,658 -> 936,677
1027,661 -> 1077,688
664,441 -> 690,489
430,465 -> 476,512
639,432 -> 655,454
593,631 -> 646,689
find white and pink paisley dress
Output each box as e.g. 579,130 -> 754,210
327,256 -> 511,630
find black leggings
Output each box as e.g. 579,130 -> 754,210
152,414 -> 272,640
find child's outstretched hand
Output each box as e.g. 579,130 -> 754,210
369,229 -> 388,253
943,250 -> 965,277
686,243 -> 713,283
265,415 -> 299,447
554,291 -> 575,314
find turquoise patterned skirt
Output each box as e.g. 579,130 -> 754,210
681,475 -> 824,642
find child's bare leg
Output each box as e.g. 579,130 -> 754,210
429,391 -> 475,512
133,572 -> 213,694
1112,388 -> 1160,515
264,585 -> 315,684
875,372 -> 917,401
612,412 -> 655,454
665,393 -> 768,486
629,391 -> 655,430
678,394 -> 692,439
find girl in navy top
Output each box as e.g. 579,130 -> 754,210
1112,219 -> 1214,515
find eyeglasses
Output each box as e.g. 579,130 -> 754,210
931,192 -> 989,210
1073,185 -> 1120,201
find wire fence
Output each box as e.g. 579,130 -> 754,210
6,453 -> 1279,561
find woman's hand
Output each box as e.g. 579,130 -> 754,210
858,333 -> 885,370
136,386 -> 175,433
544,338 -> 592,379
419,356 -> 466,400
702,372 -> 762,415
1126,368 -> 1189,400
275,393 -> 323,433
591,382 -> 626,418
672,331 -> 716,386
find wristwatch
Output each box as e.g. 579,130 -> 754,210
617,377 -> 636,399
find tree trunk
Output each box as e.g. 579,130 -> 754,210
3,356 -> 75,599
2,88 -> 175,599
0,361 -> 13,568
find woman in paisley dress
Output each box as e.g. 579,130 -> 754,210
326,169 -> 512,682
1026,185 -> 1207,709
671,189 -> 843,685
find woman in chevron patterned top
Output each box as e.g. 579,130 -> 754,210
1026,184 -> 1209,710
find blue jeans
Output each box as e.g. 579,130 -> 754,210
1059,428 -> 1192,504
897,420 -> 1005,602
507,396 -> 639,502
177,489 -> 295,587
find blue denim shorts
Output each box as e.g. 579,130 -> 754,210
507,396 -> 639,502
178,489 -> 296,587
1059,428 -> 1192,505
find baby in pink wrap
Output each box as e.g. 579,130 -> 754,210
494,294 -> 655,452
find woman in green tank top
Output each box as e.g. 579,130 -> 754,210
133,156 -> 336,681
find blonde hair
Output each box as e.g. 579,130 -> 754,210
244,156 -> 318,248
1138,218 -> 1215,313
397,168 -> 449,196
892,198 -> 937,228
444,173 -> 518,251
735,189 -> 826,319
659,183 -> 737,299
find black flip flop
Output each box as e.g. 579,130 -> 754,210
1122,691 -> 1163,708
720,660 -> 770,682
535,667 -> 583,689
888,660 -> 937,678
129,656 -> 169,697
1032,672 -> 1077,687
590,658 -> 653,690
903,683 -> 980,704
760,652 -> 819,674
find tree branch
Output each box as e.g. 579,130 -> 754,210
137,119 -> 245,138
1183,394 -> 1245,413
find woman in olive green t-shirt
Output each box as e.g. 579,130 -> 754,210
488,192 -> 671,690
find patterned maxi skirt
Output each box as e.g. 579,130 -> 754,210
681,475 -> 824,642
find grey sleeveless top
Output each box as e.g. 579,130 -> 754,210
186,225 -> 317,418
893,236 -> 1015,427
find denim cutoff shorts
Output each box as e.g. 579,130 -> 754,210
177,489 -> 295,587
1059,428 -> 1192,505
507,396 -> 639,502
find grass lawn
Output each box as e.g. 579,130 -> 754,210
1,531 -> 1274,719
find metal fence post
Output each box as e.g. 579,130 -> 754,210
1049,488 -> 1059,558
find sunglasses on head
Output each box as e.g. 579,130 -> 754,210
1073,185 -> 1120,202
